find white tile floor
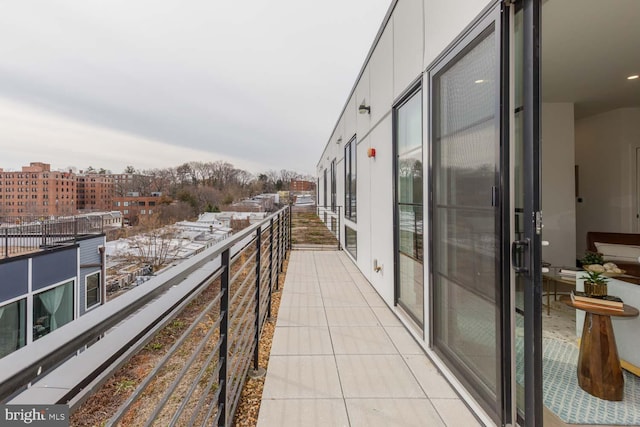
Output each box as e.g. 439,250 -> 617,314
257,251 -> 483,427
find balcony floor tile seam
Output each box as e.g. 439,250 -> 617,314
263,251 -> 471,427
308,252 -> 353,426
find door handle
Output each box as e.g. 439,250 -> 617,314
511,239 -> 530,274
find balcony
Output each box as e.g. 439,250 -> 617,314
0,207 -> 479,426
0,216 -> 104,259
258,249 -> 479,426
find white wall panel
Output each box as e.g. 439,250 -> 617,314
393,0 -> 424,98
355,67 -> 372,138
541,103 -> 576,266
370,21 -> 394,125
355,138 -> 372,279
575,108 -> 640,254
424,0 -> 493,68
367,117 -> 395,304
343,95 -> 357,141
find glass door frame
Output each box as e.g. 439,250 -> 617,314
517,0 -> 543,425
393,81 -> 425,329
425,2 -> 525,424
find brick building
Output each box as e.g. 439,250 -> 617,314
290,180 -> 315,192
0,162 -> 76,220
77,173 -> 114,212
112,194 -> 162,225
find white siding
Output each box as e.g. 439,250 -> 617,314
369,21 -> 394,125
393,0 -> 424,98
424,0 -> 494,67
368,117 -> 395,303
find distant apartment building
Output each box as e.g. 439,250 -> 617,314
109,172 -> 155,197
112,193 -> 161,225
0,162 -> 76,220
76,172 -> 114,212
290,180 -> 315,192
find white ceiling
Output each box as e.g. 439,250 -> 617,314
542,0 -> 640,118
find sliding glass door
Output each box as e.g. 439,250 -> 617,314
394,86 -> 424,327
430,7 -> 505,422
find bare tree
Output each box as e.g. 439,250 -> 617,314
128,215 -> 183,271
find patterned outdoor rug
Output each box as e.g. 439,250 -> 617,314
516,337 -> 640,425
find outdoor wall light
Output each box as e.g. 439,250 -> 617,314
336,137 -> 342,144
358,100 -> 371,114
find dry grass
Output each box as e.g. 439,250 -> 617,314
291,211 -> 338,245
232,259 -> 286,426
71,245 -> 278,426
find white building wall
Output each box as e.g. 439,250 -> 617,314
541,103 -> 577,266
369,21 -> 394,125
368,118 -> 395,302
317,0 -> 497,309
575,108 -> 640,254
423,0 -> 495,67
392,0 -> 424,98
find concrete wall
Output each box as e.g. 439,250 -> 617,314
575,108 -> 640,254
541,103 -> 576,266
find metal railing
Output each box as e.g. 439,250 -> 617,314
0,206 -> 291,427
0,216 -> 104,259
316,205 -> 342,250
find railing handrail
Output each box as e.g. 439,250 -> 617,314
1,216 -> 104,259
0,206 -> 290,405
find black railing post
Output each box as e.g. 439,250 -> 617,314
253,228 -> 261,371
288,204 -> 292,252
268,218 -> 274,319
4,228 -> 8,258
278,212 -> 285,272
275,215 -> 280,290
218,248 -> 230,427
337,207 -> 342,251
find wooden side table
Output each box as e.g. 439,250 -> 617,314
562,296 -> 639,401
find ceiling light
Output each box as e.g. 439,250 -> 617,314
628,75 -> 639,80
475,79 -> 485,84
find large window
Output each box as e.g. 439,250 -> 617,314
394,87 -> 424,326
86,271 -> 101,309
0,299 -> 26,358
345,226 -> 357,259
33,280 -> 74,340
330,159 -> 337,211
323,168 -> 328,207
344,137 -> 357,222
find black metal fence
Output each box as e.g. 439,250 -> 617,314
109,209 -> 289,426
0,206 -> 291,427
0,217 -> 104,259
316,205 -> 342,250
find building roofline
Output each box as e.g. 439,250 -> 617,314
316,0 -> 398,169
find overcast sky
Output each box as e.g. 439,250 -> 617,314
0,0 -> 390,176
